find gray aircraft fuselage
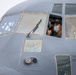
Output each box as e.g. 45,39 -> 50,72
0,0 -> 76,75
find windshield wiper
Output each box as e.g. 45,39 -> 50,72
26,19 -> 42,38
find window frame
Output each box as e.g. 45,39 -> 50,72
23,38 -> 42,52
16,12 -> 48,36
55,54 -> 72,75
0,13 -> 22,35
46,14 -> 62,38
65,3 -> 76,15
52,4 -> 63,15
65,15 -> 76,39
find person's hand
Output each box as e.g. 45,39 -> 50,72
47,30 -> 52,36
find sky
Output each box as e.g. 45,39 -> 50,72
0,0 -> 27,18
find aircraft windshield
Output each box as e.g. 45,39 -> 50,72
24,39 -> 42,52
16,12 -> 48,36
65,17 -> 76,39
0,14 -> 21,34
52,4 -> 62,14
65,4 -> 76,15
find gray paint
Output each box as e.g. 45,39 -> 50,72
0,0 -> 76,75
5,0 -> 76,15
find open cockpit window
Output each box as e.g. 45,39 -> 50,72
65,17 -> 76,39
24,39 -> 42,52
55,55 -> 71,75
0,14 -> 21,34
16,12 -> 48,36
65,4 -> 76,15
52,4 -> 62,14
46,14 -> 62,38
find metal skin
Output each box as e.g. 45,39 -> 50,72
0,0 -> 76,75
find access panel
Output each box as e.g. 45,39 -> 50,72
24,39 -> 42,52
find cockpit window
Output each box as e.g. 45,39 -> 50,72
24,39 -> 42,52
52,4 -> 62,14
65,4 -> 76,15
46,14 -> 62,38
65,17 -> 76,39
56,55 -> 71,75
0,14 -> 21,34
16,12 -> 48,36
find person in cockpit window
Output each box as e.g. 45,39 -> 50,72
47,19 -> 62,37
46,18 -> 54,35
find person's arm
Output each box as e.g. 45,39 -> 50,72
57,29 -> 62,37
57,25 -> 62,37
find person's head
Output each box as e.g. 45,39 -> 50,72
54,19 -> 62,32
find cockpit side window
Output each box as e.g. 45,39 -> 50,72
65,17 -> 76,39
65,4 -> 76,39
46,14 -> 62,38
55,55 -> 71,75
52,4 -> 62,14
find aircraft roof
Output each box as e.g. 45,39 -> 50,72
5,0 -> 76,16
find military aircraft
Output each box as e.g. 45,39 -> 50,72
0,0 -> 76,75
